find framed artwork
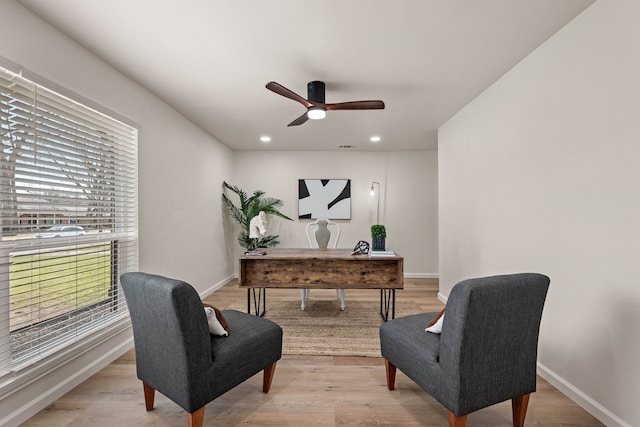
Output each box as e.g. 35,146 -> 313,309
298,179 -> 351,219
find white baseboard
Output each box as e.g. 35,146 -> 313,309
537,363 -> 631,427
437,292 -> 448,304
0,321 -> 133,427
404,273 -> 439,279
200,274 -> 236,298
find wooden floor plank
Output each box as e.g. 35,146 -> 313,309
21,278 -> 604,427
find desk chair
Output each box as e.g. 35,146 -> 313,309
380,273 -> 550,427
302,218 -> 345,310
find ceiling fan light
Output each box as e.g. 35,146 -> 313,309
307,107 -> 326,120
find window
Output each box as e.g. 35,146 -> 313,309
0,65 -> 138,369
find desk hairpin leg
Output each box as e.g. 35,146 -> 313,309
380,289 -> 396,322
247,288 -> 266,317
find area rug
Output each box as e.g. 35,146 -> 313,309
225,297 -> 422,357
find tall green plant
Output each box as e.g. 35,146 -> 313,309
222,181 -> 293,250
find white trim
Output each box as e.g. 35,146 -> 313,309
436,292 -> 448,304
0,55 -> 139,129
537,363 -> 631,427
0,56 -> 21,74
200,275 -> 236,299
404,273 -> 439,279
0,320 -> 133,427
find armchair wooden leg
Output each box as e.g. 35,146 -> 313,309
142,382 -> 155,411
384,359 -> 397,390
448,412 -> 467,427
188,407 -> 205,427
263,361 -> 277,393
512,393 -> 531,427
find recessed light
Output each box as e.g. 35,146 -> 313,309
370,136 -> 381,143
260,136 -> 271,143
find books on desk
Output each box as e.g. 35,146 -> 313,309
369,249 -> 395,257
244,249 -> 266,256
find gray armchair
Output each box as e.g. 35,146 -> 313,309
380,273 -> 549,427
120,272 -> 283,427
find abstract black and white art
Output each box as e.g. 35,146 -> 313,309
298,179 -> 351,219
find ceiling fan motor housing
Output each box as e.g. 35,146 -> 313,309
307,81 -> 326,103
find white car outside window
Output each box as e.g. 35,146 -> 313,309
35,226 -> 86,238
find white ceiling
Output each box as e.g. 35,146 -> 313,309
19,0 -> 595,151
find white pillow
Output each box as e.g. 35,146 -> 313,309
425,311 -> 445,334
204,306 -> 228,336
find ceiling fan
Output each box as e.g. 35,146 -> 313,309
265,80 -> 385,126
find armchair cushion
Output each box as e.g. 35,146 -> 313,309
208,310 -> 282,397
381,312 -> 443,382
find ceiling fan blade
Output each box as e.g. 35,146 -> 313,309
287,111 -> 309,127
326,100 -> 385,111
266,81 -> 312,108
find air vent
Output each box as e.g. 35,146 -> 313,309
339,145 -> 356,149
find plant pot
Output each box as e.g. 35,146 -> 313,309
372,237 -> 385,251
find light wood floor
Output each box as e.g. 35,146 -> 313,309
22,279 -> 604,427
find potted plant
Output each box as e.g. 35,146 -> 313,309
370,224 -> 386,251
222,181 -> 293,250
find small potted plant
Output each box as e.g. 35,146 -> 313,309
371,224 -> 386,251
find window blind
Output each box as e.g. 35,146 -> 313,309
0,66 -> 138,368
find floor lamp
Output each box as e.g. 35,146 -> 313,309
370,181 -> 380,224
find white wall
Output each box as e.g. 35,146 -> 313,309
438,1 -> 639,426
0,2 -> 234,425
230,150 -> 438,276
0,3 -> 439,424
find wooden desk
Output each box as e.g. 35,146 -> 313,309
239,248 -> 404,320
